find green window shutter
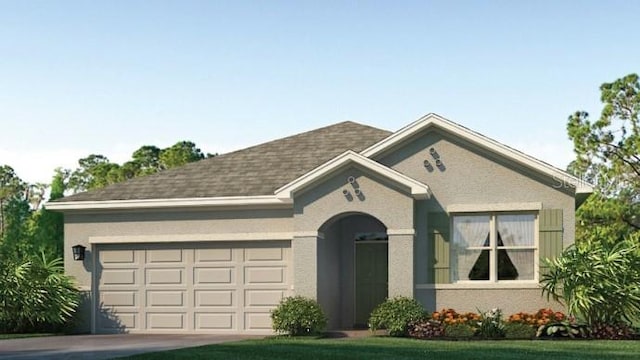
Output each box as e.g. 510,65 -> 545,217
539,209 -> 563,278
427,212 -> 450,284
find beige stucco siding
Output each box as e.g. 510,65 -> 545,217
378,129 -> 573,311
293,166 -> 414,232
416,288 -> 557,314
64,207 -> 294,331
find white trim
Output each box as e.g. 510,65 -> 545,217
89,232 -> 294,244
274,150 -> 430,200
45,195 -> 291,211
416,282 -> 541,290
387,228 -> 416,236
447,202 -> 542,213
361,113 -> 593,194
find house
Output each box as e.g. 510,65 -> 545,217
47,113 -> 592,334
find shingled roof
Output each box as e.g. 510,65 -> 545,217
59,121 -> 392,202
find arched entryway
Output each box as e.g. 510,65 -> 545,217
318,212 -> 388,329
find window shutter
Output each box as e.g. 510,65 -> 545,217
428,212 -> 450,284
539,209 -> 563,278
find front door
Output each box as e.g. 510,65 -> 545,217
354,241 -> 388,326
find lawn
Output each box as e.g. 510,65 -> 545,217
122,336 -> 640,360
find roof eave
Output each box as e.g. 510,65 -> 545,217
274,150 -> 431,201
45,195 -> 293,211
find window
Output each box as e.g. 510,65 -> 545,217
451,213 -> 536,282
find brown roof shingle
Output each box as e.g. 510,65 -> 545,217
60,121 -> 391,202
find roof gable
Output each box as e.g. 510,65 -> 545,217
361,113 -> 593,194
274,150 -> 430,201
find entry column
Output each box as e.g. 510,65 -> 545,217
387,229 -> 415,297
292,232 -> 319,299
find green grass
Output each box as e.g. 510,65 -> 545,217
123,337 -> 640,360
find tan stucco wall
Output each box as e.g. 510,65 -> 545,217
64,207 -> 294,332
379,128 -> 575,312
416,288 -> 562,314
293,166 -> 414,232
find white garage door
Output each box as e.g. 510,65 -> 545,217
95,241 -> 291,334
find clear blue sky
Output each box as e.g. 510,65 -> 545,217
1,0 -> 638,184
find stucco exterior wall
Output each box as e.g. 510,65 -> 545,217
293,166 -> 414,232
378,128 -> 574,311
416,288 -> 560,314
64,207 -> 294,332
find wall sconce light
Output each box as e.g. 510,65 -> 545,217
72,244 -> 86,261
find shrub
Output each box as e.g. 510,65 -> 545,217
369,297 -> 425,337
444,323 -> 476,339
504,322 -> 536,339
270,296 -> 327,336
540,236 -> 640,326
536,321 -> 589,339
476,308 -> 505,339
407,319 -> 445,339
0,251 -> 80,333
590,322 -> 635,340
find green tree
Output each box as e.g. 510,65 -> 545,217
0,165 -> 27,241
31,169 -> 68,257
567,73 -> 640,242
159,141 -> 205,169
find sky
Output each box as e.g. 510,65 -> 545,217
1,1 -> 639,185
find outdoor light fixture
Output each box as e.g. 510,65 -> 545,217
72,244 -> 86,261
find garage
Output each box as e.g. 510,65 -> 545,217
95,240 -> 291,334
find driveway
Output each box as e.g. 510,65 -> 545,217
0,334 -> 259,360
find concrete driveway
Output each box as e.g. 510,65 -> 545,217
0,334 -> 259,360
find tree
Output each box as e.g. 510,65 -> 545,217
131,145 -> 162,175
567,73 -> 640,242
159,141 -> 205,169
0,165 -> 27,240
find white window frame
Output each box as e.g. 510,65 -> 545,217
451,211 -> 539,284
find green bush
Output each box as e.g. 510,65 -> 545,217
536,321 -> 589,339
270,296 -> 327,336
444,323 -> 476,339
541,235 -> 640,326
503,322 -> 536,339
368,297 -> 425,337
476,308 -> 505,339
0,251 -> 80,333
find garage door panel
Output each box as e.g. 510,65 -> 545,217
101,269 -> 136,285
100,250 -> 136,264
146,249 -> 183,263
146,268 -> 183,285
98,241 -> 289,334
196,248 -> 232,262
147,313 -> 185,330
245,267 -> 285,284
101,291 -> 137,307
194,267 -> 233,284
147,290 -> 185,307
244,312 -> 272,330
246,247 -> 283,261
195,290 -> 234,307
245,289 -> 284,306
195,313 -> 235,330
99,312 -> 137,330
